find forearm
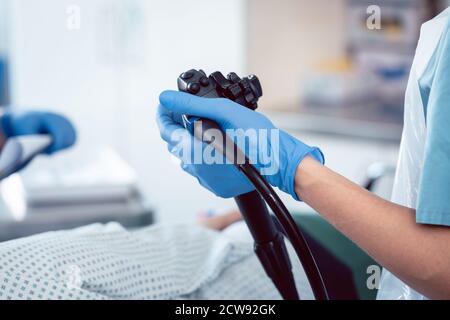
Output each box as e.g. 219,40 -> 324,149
295,157 -> 450,299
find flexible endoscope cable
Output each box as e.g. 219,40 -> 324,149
195,119 -> 329,300
239,163 -> 330,300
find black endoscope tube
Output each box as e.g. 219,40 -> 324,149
238,163 -> 329,300
235,191 -> 300,300
194,119 -> 329,300
234,191 -> 278,243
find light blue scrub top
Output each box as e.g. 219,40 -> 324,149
417,18 -> 450,227
378,9 -> 450,300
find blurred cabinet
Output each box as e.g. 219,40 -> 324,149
246,0 -> 446,140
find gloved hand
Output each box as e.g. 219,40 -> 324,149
0,111 -> 76,154
157,90 -> 324,200
158,103 -> 256,198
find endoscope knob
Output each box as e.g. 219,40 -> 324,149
177,69 -> 264,131
247,75 -> 263,99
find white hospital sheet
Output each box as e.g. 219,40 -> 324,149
0,222 -> 313,300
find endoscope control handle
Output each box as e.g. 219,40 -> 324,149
235,191 -> 278,244
236,192 -> 299,300
255,233 -> 299,300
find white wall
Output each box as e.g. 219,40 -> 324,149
8,0 -> 246,222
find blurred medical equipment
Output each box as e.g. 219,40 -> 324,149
0,147 -> 153,241
302,60 -> 378,112
0,111 -> 76,155
347,0 -> 434,118
348,0 -> 431,50
301,0 -> 441,129
0,135 -> 51,180
363,162 -> 396,192
175,69 -> 328,300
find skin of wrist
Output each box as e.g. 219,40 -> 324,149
294,156 -> 322,201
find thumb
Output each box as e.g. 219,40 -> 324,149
159,90 -> 230,121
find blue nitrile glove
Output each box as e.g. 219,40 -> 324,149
157,104 -> 256,198
0,111 -> 76,154
157,90 -> 324,200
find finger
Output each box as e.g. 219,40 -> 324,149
159,90 -> 232,121
156,104 -> 188,143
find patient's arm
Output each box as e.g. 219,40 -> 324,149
198,210 -> 242,231
296,156 -> 450,299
